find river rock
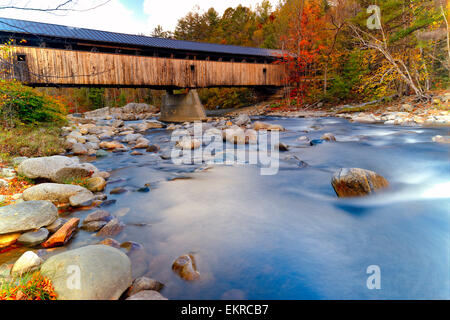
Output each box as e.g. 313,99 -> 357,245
99,141 -> 126,150
84,210 -> 112,224
17,228 -> 49,246
40,245 -> 132,300
96,218 -> 125,237
126,290 -> 168,300
126,277 -> 164,297
71,143 -> 88,155
110,187 -> 127,195
176,136 -> 201,150
253,121 -> 284,131
0,233 -> 21,248
0,201 -> 58,235
22,183 -> 94,207
98,238 -> 121,249
82,221 -> 107,232
46,218 -> 67,234
41,218 -> 80,248
146,145 -> 160,153
172,254 -> 200,281
11,251 -> 43,276
86,177 -> 107,192
122,133 -> 143,143
17,156 -> 98,182
331,168 -> 389,197
133,138 -> 150,149
234,113 -> 251,126
432,135 -> 450,144
321,133 -> 336,142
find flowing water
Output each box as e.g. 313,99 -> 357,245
2,117 -> 450,299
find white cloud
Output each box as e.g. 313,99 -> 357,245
0,0 -> 280,36
143,0 -> 280,32
0,0 -> 149,34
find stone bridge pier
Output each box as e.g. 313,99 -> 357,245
159,90 -> 207,123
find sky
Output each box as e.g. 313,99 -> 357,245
0,0 -> 280,35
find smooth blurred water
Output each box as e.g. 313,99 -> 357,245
3,117 -> 450,299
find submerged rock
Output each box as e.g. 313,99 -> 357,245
126,277 -> 164,297
96,218 -> 125,237
321,133 -> 336,142
18,228 -> 49,246
331,168 -> 389,197
172,254 -> 200,281
126,290 -> 168,300
40,245 -> 132,300
432,135 -> 450,144
0,201 -> 58,235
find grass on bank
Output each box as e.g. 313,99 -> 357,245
0,125 -> 66,164
0,271 -> 57,300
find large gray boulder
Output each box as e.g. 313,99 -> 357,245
17,156 -> 98,183
0,201 -> 58,235
22,183 -> 95,207
40,245 -> 132,300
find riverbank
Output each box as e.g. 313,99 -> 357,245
227,90 -> 450,127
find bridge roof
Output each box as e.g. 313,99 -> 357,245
0,17 -> 282,58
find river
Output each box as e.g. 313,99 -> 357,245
3,116 -> 450,299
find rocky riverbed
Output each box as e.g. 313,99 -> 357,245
0,101 -> 449,300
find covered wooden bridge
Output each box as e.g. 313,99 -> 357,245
0,18 -> 286,121
0,18 -> 285,89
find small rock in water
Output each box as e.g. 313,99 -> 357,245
84,210 -> 112,224
432,135 -> 450,144
331,168 -> 389,198
126,290 -> 168,300
310,139 -> 324,146
17,228 -> 49,246
41,218 -> 80,248
11,251 -> 43,276
86,176 -> 107,192
82,221 -> 107,232
146,145 -> 160,153
96,149 -> 109,158
321,133 -> 336,142
131,151 -> 144,156
172,254 -> 200,281
46,218 -> 67,234
110,187 -> 127,195
99,199 -> 117,207
137,186 -> 150,193
126,277 -> 164,297
98,238 -> 121,249
276,142 -> 289,151
96,218 -> 125,237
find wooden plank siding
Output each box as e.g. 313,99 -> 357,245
3,46 -> 285,88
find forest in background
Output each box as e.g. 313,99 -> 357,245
37,0 -> 449,112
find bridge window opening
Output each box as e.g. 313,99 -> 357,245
263,68 -> 267,74
17,54 -> 26,62
190,65 -> 195,71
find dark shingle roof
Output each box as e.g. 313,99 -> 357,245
0,17 -> 281,58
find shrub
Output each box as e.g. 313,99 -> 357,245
198,87 -> 257,110
0,271 -> 57,300
0,79 -> 67,126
